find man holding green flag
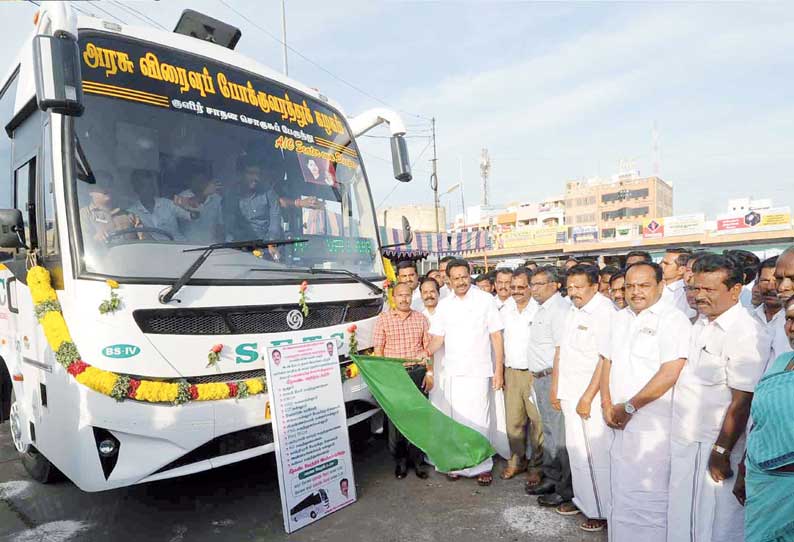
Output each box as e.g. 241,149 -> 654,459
372,282 -> 434,479
425,258 -> 506,486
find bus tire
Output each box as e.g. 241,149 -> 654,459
0,358 -> 10,422
10,389 -> 61,484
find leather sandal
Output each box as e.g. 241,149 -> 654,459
500,465 -> 526,480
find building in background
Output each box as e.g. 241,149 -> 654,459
565,172 -> 673,242
379,204 -> 447,233
727,197 -> 773,213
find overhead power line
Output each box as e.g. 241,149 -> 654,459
86,1 -> 126,25
216,0 -> 430,123
108,0 -> 168,30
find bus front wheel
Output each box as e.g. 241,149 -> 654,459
9,389 -> 61,484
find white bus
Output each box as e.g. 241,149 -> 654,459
0,3 -> 413,491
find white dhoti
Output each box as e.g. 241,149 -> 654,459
561,399 -> 612,520
667,438 -> 745,542
428,348 -> 449,415
489,388 -> 511,460
609,425 -> 671,542
442,375 -> 493,477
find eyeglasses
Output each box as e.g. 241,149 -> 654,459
530,281 -> 550,288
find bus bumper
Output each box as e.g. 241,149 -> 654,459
42,374 -> 378,492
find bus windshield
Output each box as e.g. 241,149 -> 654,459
71,32 -> 381,282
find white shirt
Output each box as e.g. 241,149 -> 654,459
661,279 -> 697,319
179,191 -> 223,245
556,292 -> 615,401
496,296 -> 515,312
423,306 -> 445,371
429,286 -> 504,378
672,302 -> 771,443
527,292 -> 570,373
740,283 -> 754,308
606,300 -> 691,432
439,285 -> 451,300
752,304 -> 793,372
503,300 -> 539,370
411,289 -> 425,312
128,198 -> 192,241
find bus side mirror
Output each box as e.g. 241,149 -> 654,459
390,134 -> 412,183
0,210 -> 25,249
32,32 -> 84,116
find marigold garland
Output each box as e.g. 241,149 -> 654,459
26,266 -> 268,406
382,257 -> 397,309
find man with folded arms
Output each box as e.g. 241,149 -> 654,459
600,262 -> 691,542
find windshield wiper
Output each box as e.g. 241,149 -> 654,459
159,238 -> 307,304
250,266 -> 384,295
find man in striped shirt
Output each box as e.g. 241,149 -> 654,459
373,282 -> 433,479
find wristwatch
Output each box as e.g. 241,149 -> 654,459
623,402 -> 637,415
712,444 -> 730,456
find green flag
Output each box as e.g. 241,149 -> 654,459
351,355 -> 495,472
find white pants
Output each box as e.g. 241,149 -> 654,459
561,399 -> 612,520
667,438 -> 745,542
443,375 -> 494,477
609,426 -> 671,542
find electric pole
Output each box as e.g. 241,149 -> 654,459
480,148 -> 491,206
281,0 -> 289,76
431,117 -> 439,233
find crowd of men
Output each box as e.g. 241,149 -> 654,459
371,246 -> 794,541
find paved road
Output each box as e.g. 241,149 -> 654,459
0,421 -> 606,542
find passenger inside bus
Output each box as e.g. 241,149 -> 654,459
177,166 -> 224,245
78,172 -> 142,245
223,155 -> 282,243
127,169 -> 194,241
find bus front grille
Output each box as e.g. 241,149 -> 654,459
185,369 -> 266,385
133,299 -> 382,335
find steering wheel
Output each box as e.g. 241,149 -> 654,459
105,227 -> 175,242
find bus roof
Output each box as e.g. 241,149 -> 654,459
2,5 -> 348,123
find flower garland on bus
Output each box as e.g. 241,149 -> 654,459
27,265 -> 266,405
382,257 -> 397,309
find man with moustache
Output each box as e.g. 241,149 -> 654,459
494,268 -> 516,310
428,258 -> 505,485
599,265 -> 619,295
396,260 -> 425,312
600,262 -> 691,542
549,264 -> 615,532
667,254 -> 771,542
501,268 -> 543,482
752,256 -> 792,371
420,277 -> 448,415
608,270 -> 626,310
372,282 -> 433,479
772,247 -> 794,366
525,266 -> 574,506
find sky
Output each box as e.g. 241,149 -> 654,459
2,0 -> 793,222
